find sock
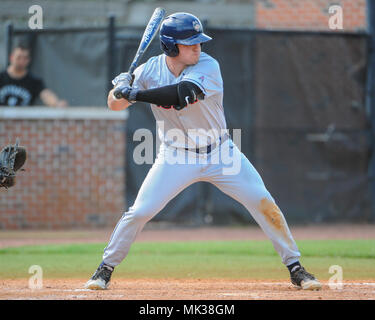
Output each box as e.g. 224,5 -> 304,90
100,261 -> 114,272
287,261 -> 301,273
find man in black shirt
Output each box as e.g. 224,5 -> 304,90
0,44 -> 68,107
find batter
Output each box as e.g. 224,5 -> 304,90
85,12 -> 322,291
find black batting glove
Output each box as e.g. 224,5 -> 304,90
113,85 -> 138,102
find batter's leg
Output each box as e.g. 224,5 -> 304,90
101,161 -> 201,267
205,141 -> 321,290
206,141 -> 300,266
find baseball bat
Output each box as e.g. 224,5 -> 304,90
128,7 -> 166,75
113,7 -> 165,99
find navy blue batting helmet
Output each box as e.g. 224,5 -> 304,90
160,12 -> 212,57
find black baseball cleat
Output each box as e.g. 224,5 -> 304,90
290,266 -> 322,291
85,262 -> 114,290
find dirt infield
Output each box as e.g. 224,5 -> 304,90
1,279 -> 374,300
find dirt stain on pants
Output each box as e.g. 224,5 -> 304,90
258,198 -> 294,247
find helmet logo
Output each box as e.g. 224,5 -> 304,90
192,20 -> 201,32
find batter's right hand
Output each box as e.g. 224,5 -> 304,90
113,84 -> 138,101
112,72 -> 134,87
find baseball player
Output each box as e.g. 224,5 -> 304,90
85,12 -> 322,291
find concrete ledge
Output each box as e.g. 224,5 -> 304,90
0,107 -> 129,120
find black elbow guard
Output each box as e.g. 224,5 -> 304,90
176,81 -> 205,110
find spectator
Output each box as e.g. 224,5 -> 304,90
0,44 -> 68,107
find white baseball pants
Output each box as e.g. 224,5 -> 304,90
102,138 -> 301,267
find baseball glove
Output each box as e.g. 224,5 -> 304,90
0,139 -> 27,189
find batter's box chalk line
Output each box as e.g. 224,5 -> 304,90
219,292 -> 261,298
247,282 -> 375,287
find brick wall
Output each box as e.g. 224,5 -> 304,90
0,107 -> 128,229
255,0 -> 367,31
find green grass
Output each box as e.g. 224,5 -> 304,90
0,240 -> 374,280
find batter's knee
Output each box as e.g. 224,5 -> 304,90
125,205 -> 158,223
243,185 -> 274,208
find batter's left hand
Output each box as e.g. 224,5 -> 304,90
112,72 -> 134,87
113,85 -> 138,102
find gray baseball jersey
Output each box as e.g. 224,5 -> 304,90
133,52 -> 227,148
